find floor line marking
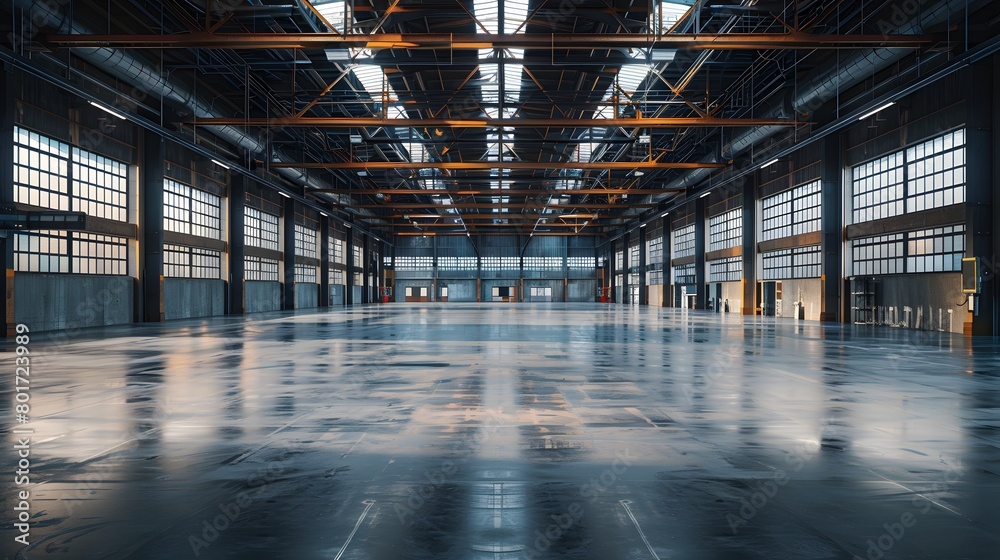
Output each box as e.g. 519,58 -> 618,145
867,471 -> 971,521
341,433 -> 366,458
620,499 -> 660,560
333,500 -> 375,560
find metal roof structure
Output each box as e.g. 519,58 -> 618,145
23,0 -> 998,238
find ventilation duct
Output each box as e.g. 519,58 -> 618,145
655,0 -> 988,204
11,0 -> 356,209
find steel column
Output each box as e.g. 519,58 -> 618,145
283,197 -> 296,311
228,175 -> 246,315
741,179 -> 757,316
820,134 -> 843,322
140,128 -> 165,323
695,198 -> 707,310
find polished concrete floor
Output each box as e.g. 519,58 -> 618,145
2,303 -> 999,560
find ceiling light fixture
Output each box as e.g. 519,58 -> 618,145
88,100 -> 127,120
699,190 -> 711,198
859,102 -> 896,121
759,158 -> 780,170
210,158 -> 230,170
278,191 -> 291,198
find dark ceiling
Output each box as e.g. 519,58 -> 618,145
15,0 -> 1000,238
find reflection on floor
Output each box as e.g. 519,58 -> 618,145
3,303 -> 999,559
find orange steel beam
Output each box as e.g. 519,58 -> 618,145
190,116 -> 798,128
41,32 -> 934,50
391,221 -> 595,226
354,203 -> 655,208
396,231 -> 603,236
313,188 -> 680,195
277,161 -> 723,170
362,213 -> 597,219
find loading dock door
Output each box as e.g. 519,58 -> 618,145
528,287 -> 553,302
761,281 -> 782,317
491,286 -> 518,302
405,286 -> 429,302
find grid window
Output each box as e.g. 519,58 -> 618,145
13,127 -> 71,211
852,152 -> 905,223
851,235 -> 904,276
709,208 -> 742,252
395,256 -> 434,269
330,269 -> 345,285
439,256 -> 478,270
331,238 -> 345,264
647,233 -> 663,265
523,256 -> 563,270
614,250 -> 624,270
13,231 -> 70,273
245,255 -> 279,281
648,269 -> 663,285
762,180 -> 821,241
72,233 -> 128,275
14,127 -> 130,223
164,244 -> 221,279
245,208 -> 280,251
672,224 -> 695,258
294,225 -> 319,259
709,256 -> 742,282
761,245 -> 821,280
295,263 -> 318,283
906,130 -> 966,213
629,243 -> 640,271
500,256 -> 520,270
353,244 -> 363,268
673,263 -> 695,285
567,256 -> 596,269
793,246 -> 822,278
852,130 -> 966,223
72,148 -> 129,222
906,225 -> 965,273
481,256 -> 501,270
164,179 -> 222,239
762,249 -> 792,280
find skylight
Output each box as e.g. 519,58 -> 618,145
651,1 -> 691,34
314,0 -> 350,33
473,0 -> 528,34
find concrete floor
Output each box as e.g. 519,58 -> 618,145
3,303 -> 1000,560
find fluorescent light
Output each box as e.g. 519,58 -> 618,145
699,190 -> 711,198
640,223 -> 647,228
278,191 -> 291,198
345,224 -> 352,228
661,212 -> 669,218
88,100 -> 127,120
319,211 -> 328,217
211,158 -> 230,170
760,158 -> 780,170
859,102 -> 895,121
634,171 -> 644,177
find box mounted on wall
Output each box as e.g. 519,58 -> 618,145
962,257 -> 981,295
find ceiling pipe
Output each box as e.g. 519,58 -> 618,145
10,0 -> 359,211
611,0 -> 990,241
